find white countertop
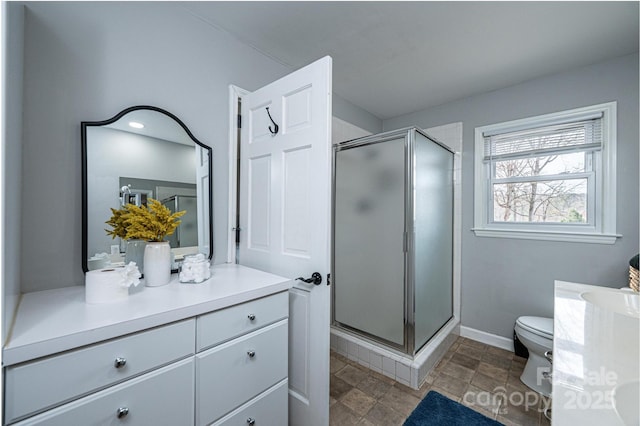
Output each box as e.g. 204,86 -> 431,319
3,264 -> 292,366
553,281 -> 639,426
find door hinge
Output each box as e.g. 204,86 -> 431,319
237,114 -> 242,129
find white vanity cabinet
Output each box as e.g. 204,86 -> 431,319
3,265 -> 292,426
11,358 -> 196,426
553,281 -> 640,425
195,291 -> 289,425
5,319 -> 196,424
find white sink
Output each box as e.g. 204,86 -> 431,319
580,291 -> 640,318
612,380 -> 640,426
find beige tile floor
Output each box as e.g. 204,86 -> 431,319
330,336 -> 552,426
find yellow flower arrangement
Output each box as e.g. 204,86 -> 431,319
105,207 -> 128,240
106,198 -> 186,242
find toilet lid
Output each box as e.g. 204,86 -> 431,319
516,316 -> 553,339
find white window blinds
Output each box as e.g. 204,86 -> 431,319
483,114 -> 603,161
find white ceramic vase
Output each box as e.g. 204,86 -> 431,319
143,241 -> 171,287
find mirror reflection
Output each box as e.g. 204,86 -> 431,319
82,106 -> 212,273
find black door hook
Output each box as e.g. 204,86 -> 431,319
296,272 -> 322,285
266,107 -> 279,135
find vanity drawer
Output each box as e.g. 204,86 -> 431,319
5,319 -> 195,423
212,379 -> 288,426
195,320 -> 288,425
13,358 -> 195,426
196,291 -> 288,352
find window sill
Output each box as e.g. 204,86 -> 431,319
471,228 -> 621,244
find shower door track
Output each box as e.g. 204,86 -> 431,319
332,321 -> 409,356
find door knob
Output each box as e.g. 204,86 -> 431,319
117,407 -> 129,419
296,272 -> 322,285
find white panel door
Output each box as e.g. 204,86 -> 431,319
195,145 -> 210,256
239,56 -> 332,426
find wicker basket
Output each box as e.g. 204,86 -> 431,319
630,265 -> 639,292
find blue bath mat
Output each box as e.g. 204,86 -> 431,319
404,391 -> 501,426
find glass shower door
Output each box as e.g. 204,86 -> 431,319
162,195 -> 198,248
177,196 -> 198,247
413,132 -> 454,352
333,137 -> 406,346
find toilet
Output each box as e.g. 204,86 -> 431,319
514,316 -> 553,397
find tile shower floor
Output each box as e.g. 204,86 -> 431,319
330,336 -> 552,426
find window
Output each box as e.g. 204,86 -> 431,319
473,102 -> 619,244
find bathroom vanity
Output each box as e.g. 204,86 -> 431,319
553,281 -> 640,425
2,264 -> 292,425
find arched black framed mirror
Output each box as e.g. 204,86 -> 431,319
81,105 -> 213,273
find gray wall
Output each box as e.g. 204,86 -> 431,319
16,1 -> 287,293
334,93 -> 382,134
13,2 -> 378,294
384,53 -> 640,339
3,2 -> 25,342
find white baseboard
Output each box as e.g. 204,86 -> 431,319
460,326 -> 514,352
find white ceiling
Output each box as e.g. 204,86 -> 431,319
182,1 -> 639,120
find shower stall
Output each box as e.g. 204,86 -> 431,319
162,195 -> 198,248
332,127 -> 454,360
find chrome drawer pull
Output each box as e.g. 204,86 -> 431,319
117,407 -> 129,419
247,350 -> 256,358
114,357 -> 127,368
544,407 -> 552,421
247,418 -> 256,425
248,314 -> 256,321
544,350 -> 553,364
542,371 -> 553,381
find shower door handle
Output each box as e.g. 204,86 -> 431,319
296,272 -> 322,285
